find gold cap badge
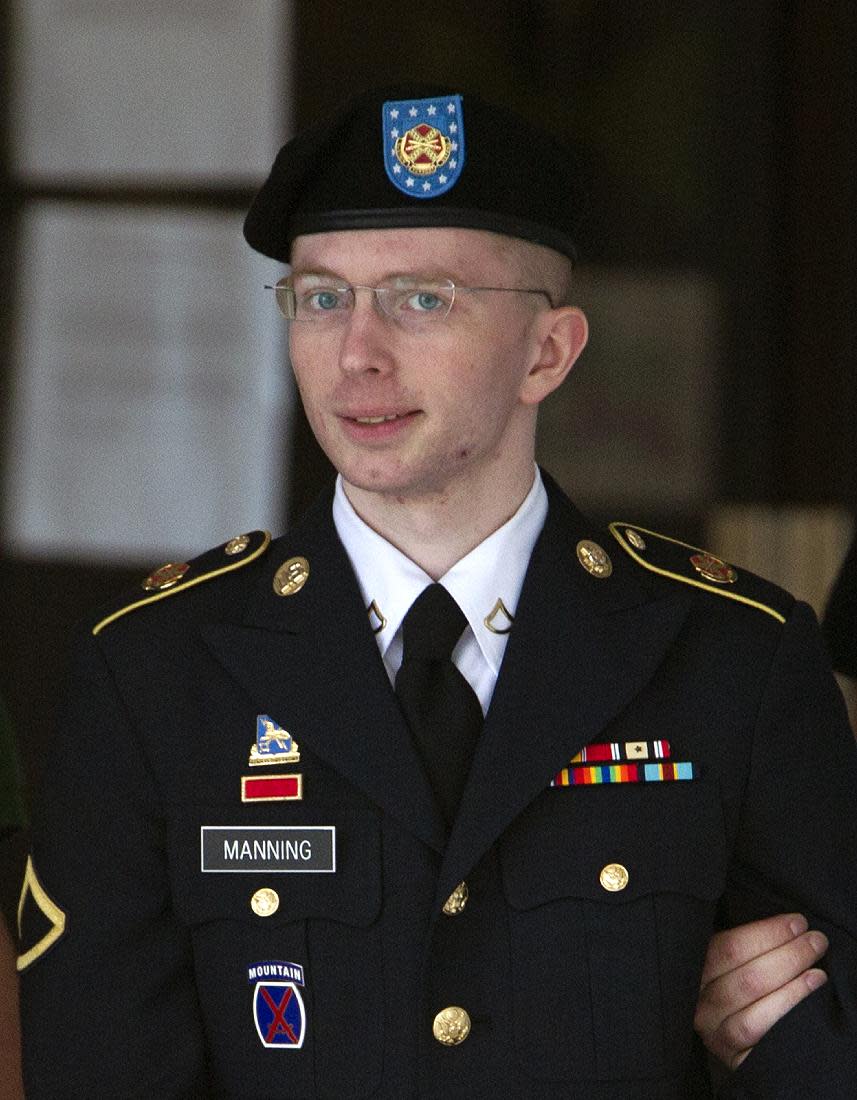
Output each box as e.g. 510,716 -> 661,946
395,124 -> 452,176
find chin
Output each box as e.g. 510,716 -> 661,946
336,458 -> 426,497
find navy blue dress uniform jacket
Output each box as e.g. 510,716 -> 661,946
19,477 -> 857,1098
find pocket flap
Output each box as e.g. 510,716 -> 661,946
501,781 -> 725,909
166,804 -> 381,927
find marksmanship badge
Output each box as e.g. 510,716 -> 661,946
382,95 -> 464,198
249,961 -> 306,1049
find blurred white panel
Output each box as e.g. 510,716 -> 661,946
707,505 -> 853,616
4,202 -> 293,562
11,0 -> 291,182
537,266 -> 720,512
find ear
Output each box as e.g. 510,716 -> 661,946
519,307 -> 588,406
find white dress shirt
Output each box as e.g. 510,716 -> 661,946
332,467 -> 548,714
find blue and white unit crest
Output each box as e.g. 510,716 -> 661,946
248,961 -> 307,1049
249,714 -> 300,766
382,95 -> 465,198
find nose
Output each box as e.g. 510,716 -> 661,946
338,292 -> 396,376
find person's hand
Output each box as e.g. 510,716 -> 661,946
694,913 -> 829,1068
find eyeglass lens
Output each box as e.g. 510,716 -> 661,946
276,276 -> 456,325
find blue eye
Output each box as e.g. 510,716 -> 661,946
413,292 -> 443,311
309,290 -> 343,311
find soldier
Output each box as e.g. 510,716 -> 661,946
19,89 -> 855,1097
1,698 -> 26,1100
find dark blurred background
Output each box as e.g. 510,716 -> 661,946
1,1 -> 856,920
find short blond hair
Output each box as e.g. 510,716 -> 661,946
495,236 -> 574,308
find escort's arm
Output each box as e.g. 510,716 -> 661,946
696,913 -> 830,1067
718,601 -> 857,1097
18,629 -> 209,1097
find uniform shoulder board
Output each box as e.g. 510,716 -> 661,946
92,529 -> 271,637
607,522 -> 791,625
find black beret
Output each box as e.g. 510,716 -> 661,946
244,87 -> 585,263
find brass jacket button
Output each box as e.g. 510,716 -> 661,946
442,882 -> 469,916
599,863 -> 629,892
251,887 -> 280,916
432,1006 -> 471,1046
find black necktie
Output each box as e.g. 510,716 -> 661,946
395,584 -> 484,825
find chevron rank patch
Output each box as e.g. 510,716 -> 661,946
382,95 -> 464,198
16,855 -> 66,971
551,761 -> 698,787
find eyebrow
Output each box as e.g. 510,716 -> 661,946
289,267 -> 467,284
288,266 -> 345,281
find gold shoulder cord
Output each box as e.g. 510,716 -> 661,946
92,532 -> 272,637
608,523 -> 786,625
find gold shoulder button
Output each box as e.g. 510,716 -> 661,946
92,529 -> 272,636
273,556 -> 310,597
608,522 -> 789,624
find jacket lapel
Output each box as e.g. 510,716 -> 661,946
201,492 -> 447,852
199,481 -> 691,889
434,483 -> 692,909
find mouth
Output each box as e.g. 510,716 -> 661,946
352,414 -> 405,425
342,410 -> 418,425
338,409 -> 420,439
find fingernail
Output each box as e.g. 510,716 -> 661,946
807,931 -> 829,954
805,968 -> 827,991
789,915 -> 809,937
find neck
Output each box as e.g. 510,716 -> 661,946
342,463 -> 537,579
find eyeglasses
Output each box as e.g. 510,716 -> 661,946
265,274 -> 554,328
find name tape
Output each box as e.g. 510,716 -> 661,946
201,826 -> 336,873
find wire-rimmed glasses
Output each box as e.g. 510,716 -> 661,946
266,274 -> 554,328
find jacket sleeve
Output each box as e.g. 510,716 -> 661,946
18,630 -> 210,1098
720,600 -> 857,1098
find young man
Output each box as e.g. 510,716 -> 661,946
19,89 -> 855,1097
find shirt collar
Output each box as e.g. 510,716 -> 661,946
332,467 -> 548,674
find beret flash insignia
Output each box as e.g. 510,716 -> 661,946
382,95 -> 465,198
